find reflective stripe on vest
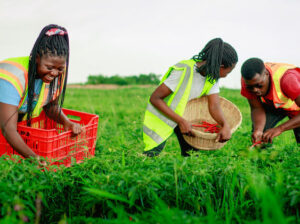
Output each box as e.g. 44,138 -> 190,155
0,57 -> 64,120
143,60 -> 216,151
2,59 -> 28,85
22,83 -> 49,120
262,63 -> 300,111
0,62 -> 26,97
21,76 -> 64,120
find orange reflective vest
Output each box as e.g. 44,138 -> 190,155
262,62 -> 300,111
0,56 -> 64,119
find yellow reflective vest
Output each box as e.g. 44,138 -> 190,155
262,62 -> 300,111
143,59 -> 216,151
0,56 -> 63,119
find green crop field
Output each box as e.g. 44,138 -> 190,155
0,87 -> 299,224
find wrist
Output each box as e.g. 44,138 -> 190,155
277,125 -> 285,133
176,117 -> 185,125
28,154 -> 38,162
253,128 -> 263,133
63,118 -> 72,126
221,122 -> 229,129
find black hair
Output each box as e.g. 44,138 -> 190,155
192,38 -> 238,82
27,24 -> 69,126
241,58 -> 265,80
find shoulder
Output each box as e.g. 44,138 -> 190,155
280,68 -> 300,100
173,59 -> 196,68
207,80 -> 219,95
0,79 -> 21,106
2,56 -> 30,69
281,68 -> 300,85
0,56 -> 29,96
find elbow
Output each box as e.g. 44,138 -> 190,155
150,94 -> 164,108
1,124 -> 9,138
0,121 -> 7,137
150,94 -> 158,106
0,122 -> 16,139
0,126 -> 4,137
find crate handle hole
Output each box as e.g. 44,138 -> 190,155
67,115 -> 81,122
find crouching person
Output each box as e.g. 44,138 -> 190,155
241,58 -> 300,144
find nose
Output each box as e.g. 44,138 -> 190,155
50,70 -> 59,77
252,87 -> 260,94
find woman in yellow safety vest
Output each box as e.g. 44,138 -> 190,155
143,38 -> 238,157
0,24 -> 81,162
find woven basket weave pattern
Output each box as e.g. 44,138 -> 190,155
182,96 -> 242,150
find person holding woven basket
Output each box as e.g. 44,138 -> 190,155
241,58 -> 300,145
0,24 -> 82,164
142,38 -> 238,157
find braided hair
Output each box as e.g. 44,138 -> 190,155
27,24 -> 69,126
192,38 -> 238,82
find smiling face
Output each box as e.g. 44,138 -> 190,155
36,54 -> 66,83
244,68 -> 270,97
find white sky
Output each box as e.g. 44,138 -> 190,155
0,0 -> 299,89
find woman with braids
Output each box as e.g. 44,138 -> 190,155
142,38 -> 238,157
0,24 -> 81,162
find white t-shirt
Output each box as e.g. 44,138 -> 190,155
164,65 -> 219,100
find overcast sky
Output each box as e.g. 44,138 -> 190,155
1,0 -> 299,89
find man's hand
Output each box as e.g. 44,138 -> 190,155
262,127 -> 283,143
252,130 -> 263,143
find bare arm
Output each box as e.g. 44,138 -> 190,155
279,96 -> 300,130
247,98 -> 266,143
150,83 -> 194,136
207,94 -> 231,142
262,95 -> 300,143
43,100 -> 82,135
43,101 -> 70,125
0,102 -> 36,158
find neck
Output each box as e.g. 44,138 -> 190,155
196,61 -> 206,76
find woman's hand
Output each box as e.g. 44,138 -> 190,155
43,102 -> 82,136
178,119 -> 195,137
63,121 -> 82,136
216,124 -> 231,143
36,156 -> 48,168
207,94 -> 231,143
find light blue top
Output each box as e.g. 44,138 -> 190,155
0,79 -> 43,113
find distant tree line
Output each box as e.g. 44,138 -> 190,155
86,73 -> 161,85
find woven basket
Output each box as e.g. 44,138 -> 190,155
182,96 -> 242,150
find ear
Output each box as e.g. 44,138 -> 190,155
219,65 -> 225,72
263,68 -> 269,77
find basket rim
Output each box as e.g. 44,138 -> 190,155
183,96 -> 242,149
185,96 -> 242,135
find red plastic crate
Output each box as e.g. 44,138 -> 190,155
0,109 -> 99,167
